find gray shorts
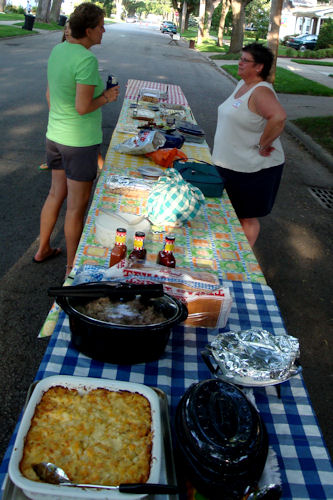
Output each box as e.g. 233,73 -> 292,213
46,138 -> 99,182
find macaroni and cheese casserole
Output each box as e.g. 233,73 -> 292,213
19,386 -> 153,485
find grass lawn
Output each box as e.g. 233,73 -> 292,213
0,25 -> 37,37
13,20 -> 63,30
0,13 -> 25,20
291,59 -> 333,67
221,64 -> 333,96
292,117 -> 333,155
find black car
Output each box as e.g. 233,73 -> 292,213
286,34 -> 318,51
161,21 -> 177,34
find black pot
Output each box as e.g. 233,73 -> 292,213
174,379 -> 268,500
55,282 -> 188,364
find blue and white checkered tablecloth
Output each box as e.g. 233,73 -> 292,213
1,281 -> 332,499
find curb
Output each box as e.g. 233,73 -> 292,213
285,121 -> 333,172
201,51 -> 333,172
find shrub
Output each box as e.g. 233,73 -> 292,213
286,47 -> 298,57
5,4 -> 25,13
317,19 -> 333,49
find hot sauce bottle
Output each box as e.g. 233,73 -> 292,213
129,231 -> 147,261
109,228 -> 127,267
157,234 -> 176,268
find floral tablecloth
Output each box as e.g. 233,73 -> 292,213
39,79 -> 265,338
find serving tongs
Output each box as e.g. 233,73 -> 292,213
48,283 -> 164,300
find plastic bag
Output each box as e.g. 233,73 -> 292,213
104,262 -> 232,329
146,148 -> 188,168
113,130 -> 166,155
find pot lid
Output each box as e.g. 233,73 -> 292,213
58,282 -> 187,328
178,379 -> 267,470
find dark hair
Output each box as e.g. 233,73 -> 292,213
242,43 -> 274,80
69,2 -> 105,39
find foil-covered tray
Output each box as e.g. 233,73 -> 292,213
202,328 -> 301,387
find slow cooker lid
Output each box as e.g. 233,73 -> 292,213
63,283 -> 184,327
181,379 -> 266,464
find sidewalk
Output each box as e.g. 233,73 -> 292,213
203,52 -> 333,171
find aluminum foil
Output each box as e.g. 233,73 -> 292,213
208,328 -> 300,386
105,175 -> 154,192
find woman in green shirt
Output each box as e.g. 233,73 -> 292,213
33,3 -> 119,276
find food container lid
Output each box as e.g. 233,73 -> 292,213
177,379 -> 268,473
61,283 -> 187,329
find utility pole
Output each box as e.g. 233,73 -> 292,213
267,0 -> 283,83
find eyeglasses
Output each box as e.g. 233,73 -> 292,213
239,57 -> 256,64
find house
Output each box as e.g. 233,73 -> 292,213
280,0 -> 333,39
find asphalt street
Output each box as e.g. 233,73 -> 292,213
0,22 -> 332,468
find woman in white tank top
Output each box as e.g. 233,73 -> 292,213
212,43 -> 287,247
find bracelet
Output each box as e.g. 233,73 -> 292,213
257,144 -> 265,152
102,91 -> 109,103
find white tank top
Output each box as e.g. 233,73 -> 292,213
212,80 -> 285,172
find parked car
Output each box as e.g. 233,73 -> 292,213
286,34 -> 318,51
161,21 -> 177,34
126,16 -> 137,23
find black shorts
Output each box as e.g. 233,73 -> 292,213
46,139 -> 99,182
217,164 -> 284,219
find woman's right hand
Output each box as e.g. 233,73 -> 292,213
104,85 -> 120,103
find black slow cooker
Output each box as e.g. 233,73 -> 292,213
174,379 -> 269,500
51,282 -> 188,364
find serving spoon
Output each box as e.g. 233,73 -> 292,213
33,462 -> 178,495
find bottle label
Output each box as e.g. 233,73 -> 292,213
165,241 -> 174,253
134,238 -> 144,250
115,232 -> 126,245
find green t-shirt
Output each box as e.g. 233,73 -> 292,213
46,42 -> 104,147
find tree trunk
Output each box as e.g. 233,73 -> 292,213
217,0 -> 231,46
0,0 -> 6,13
36,0 -> 52,22
180,0 -> 187,34
49,0 -> 63,23
203,0 -> 220,38
267,0 -> 283,84
197,0 -> 206,45
184,10 -> 190,30
228,0 -> 252,54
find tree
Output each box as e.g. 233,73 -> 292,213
267,0 -> 283,83
48,0 -> 62,22
122,0 -> 145,16
203,0 -> 222,38
228,0 -> 252,54
197,0 -> 206,44
245,0 -> 270,40
317,18 -> 333,49
172,0 -> 199,31
0,0 -> 6,13
36,0 -> 52,22
217,0 -> 231,46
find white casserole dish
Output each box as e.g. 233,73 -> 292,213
9,375 -> 162,500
